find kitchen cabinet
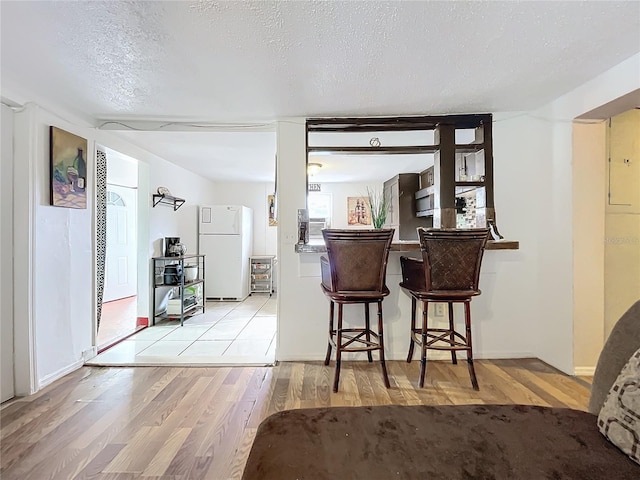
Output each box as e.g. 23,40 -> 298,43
383,173 -> 432,241
250,256 -> 275,295
152,254 -> 205,326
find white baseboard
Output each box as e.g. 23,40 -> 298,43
276,351 -> 535,362
82,346 -> 98,361
38,359 -> 84,390
574,366 -> 596,376
276,354 -> 327,362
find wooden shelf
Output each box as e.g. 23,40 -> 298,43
152,254 -> 205,326
158,304 -> 203,320
152,194 -> 185,211
155,279 -> 204,288
307,145 -> 439,155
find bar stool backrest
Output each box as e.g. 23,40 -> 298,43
322,229 -> 394,293
418,228 -> 490,292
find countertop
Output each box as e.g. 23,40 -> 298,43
294,239 -> 519,253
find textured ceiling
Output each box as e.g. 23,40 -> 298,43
2,1 -> 639,182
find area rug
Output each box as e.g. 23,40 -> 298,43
242,404 -> 639,479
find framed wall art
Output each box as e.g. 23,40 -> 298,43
268,194 -> 277,226
347,196 -> 371,226
50,126 -> 88,209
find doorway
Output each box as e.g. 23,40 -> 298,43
604,109 -> 640,337
97,150 -> 140,349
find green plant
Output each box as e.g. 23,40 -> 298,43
366,186 -> 389,229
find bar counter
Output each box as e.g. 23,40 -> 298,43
295,239 -> 519,253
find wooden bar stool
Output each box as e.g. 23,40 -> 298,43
400,228 -> 489,390
320,229 -> 395,392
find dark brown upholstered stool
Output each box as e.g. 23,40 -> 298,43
400,228 -> 489,389
321,229 -> 394,392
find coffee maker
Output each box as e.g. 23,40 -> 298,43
297,209 -> 309,244
164,237 -> 181,257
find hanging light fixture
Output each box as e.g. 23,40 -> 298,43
307,162 -> 322,176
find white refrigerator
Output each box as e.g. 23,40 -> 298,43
198,205 -> 253,300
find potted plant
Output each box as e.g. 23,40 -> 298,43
366,186 -> 389,229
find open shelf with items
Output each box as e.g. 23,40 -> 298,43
249,256 -> 276,296
152,194 -> 185,211
152,254 -> 205,326
305,114 -> 516,249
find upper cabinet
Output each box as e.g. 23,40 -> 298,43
383,173 -> 431,241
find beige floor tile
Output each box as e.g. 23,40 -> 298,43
137,340 -> 193,356
256,300 -> 277,316
87,340 -> 156,364
236,320 -> 276,340
161,325 -> 212,341
179,340 -> 232,356
223,338 -> 272,356
198,319 -> 250,340
225,307 -> 261,318
184,311 -> 225,325
95,294 -> 279,366
127,326 -> 177,341
266,336 -> 276,358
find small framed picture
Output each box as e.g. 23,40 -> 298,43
347,197 -> 371,226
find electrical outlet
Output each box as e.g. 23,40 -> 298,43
434,303 -> 445,317
284,232 -> 297,243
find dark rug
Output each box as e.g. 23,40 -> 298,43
242,404 -> 639,480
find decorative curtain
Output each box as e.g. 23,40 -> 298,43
96,149 -> 107,332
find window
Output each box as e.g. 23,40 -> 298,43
106,191 -> 125,206
308,192 -> 332,237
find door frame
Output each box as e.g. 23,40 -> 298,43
93,147 -> 149,353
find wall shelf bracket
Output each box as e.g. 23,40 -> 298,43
152,194 -> 185,211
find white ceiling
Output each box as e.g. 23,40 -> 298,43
2,1 -> 639,182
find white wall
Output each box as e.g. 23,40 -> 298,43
573,122 -> 606,373
147,157 -> 217,259
12,105 -> 95,390
276,115 -> 544,362
106,149 -> 138,187
544,53 -> 640,373
274,53 -> 640,372
11,102 -> 219,393
9,51 -> 640,392
1,104 -> 15,402
211,182 -> 277,256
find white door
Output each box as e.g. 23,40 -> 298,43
104,185 -> 137,302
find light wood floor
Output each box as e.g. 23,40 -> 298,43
1,359 -> 592,480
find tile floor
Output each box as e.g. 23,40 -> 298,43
86,293 -> 276,366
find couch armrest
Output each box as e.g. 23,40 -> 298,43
589,298 -> 640,414
320,255 -> 333,291
399,256 -> 426,292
